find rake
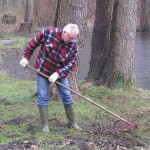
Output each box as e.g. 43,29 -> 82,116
27,65 -> 138,131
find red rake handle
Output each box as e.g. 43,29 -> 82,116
27,65 -> 134,127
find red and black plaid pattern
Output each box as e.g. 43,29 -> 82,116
23,27 -> 79,78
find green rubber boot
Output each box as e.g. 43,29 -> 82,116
64,104 -> 83,131
39,106 -> 49,132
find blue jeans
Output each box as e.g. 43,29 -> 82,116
36,73 -> 74,107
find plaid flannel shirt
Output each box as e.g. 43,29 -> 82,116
23,27 -> 79,78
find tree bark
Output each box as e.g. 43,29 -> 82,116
102,0 -> 137,87
24,0 -> 29,22
140,0 -> 150,31
33,0 -> 56,27
28,0 -> 34,23
88,0 -> 138,87
88,0 -> 114,80
54,0 -> 88,100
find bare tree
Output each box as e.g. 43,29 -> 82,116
88,0 -> 138,87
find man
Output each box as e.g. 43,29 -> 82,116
20,23 -> 82,132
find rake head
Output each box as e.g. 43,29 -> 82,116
113,120 -> 138,133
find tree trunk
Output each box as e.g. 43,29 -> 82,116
33,0 -> 56,27
28,0 -> 34,23
19,22 -> 32,32
136,0 -> 142,30
88,0 -> 114,80
54,0 -> 88,100
140,0 -> 150,31
24,0 -> 29,22
88,0 -> 138,87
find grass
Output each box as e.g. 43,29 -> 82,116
0,34 -> 31,63
0,34 -> 30,49
0,32 -> 149,149
0,74 -> 150,149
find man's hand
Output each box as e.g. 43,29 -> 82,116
20,58 -> 29,67
49,72 -> 59,83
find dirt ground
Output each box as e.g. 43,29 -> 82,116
0,116 -> 149,150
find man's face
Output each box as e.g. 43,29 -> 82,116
62,31 -> 77,43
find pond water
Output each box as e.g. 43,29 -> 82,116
0,32 -> 150,90
134,32 -> 150,90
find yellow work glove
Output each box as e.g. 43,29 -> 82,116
20,58 -> 29,67
49,72 -> 59,83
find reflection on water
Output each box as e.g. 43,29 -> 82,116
134,32 -> 150,90
0,32 -> 150,90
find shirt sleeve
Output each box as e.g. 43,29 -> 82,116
22,29 -> 45,60
57,44 -> 79,78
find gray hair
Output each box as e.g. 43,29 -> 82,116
63,23 -> 79,34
